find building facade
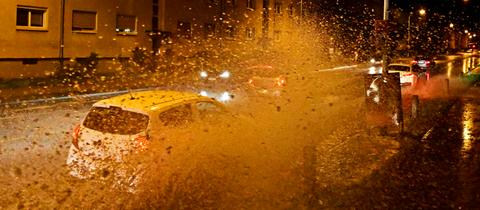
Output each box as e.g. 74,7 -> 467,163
0,0 -> 152,79
0,0 -> 313,79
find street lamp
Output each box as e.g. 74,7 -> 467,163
407,9 -> 427,56
419,9 -> 426,16
449,23 -> 454,28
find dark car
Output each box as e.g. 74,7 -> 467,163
412,55 -> 435,70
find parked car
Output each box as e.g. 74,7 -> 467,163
412,55 -> 435,70
245,65 -> 287,96
387,63 -> 428,86
66,90 -> 227,189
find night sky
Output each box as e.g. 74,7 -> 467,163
335,0 -> 480,32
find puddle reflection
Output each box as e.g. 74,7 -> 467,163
462,103 -> 475,158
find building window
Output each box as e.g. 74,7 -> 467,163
225,25 -> 236,40
245,27 -> 255,40
288,3 -> 294,17
274,30 -> 281,42
204,23 -> 215,38
116,15 -> 137,34
246,0 -> 255,10
226,0 -> 236,7
177,21 -> 192,38
16,6 -> 47,30
275,2 -> 282,14
72,10 -> 97,32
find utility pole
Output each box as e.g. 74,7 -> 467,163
381,0 -> 389,76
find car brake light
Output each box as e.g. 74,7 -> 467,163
134,135 -> 149,151
426,61 -> 430,64
72,124 -> 80,150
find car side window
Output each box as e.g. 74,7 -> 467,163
158,104 -> 193,127
196,101 -> 223,120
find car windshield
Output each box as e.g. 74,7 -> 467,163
83,106 -> 149,135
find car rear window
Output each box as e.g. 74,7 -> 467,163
387,65 -> 410,72
83,106 -> 149,135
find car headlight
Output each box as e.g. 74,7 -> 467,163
200,90 -> 208,96
219,71 -> 230,79
219,91 -> 231,102
200,71 -> 208,78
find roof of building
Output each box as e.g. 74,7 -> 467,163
93,90 -> 209,113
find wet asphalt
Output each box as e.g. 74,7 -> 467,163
330,87 -> 480,209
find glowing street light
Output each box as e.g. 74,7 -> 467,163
449,23 -> 454,28
419,9 -> 426,16
465,30 -> 469,34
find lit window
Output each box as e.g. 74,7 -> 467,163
72,10 -> 97,32
247,0 -> 255,10
245,27 -> 255,40
116,15 -> 137,34
16,6 -> 47,30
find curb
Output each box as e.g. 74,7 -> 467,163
0,87 -> 159,108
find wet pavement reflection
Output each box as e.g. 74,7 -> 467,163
336,87 -> 480,209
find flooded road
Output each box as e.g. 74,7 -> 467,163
0,55 -> 478,209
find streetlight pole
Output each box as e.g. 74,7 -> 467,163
382,0 -> 389,76
59,0 -> 65,72
407,13 -> 411,57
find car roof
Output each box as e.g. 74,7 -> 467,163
93,90 -> 213,113
388,63 -> 411,67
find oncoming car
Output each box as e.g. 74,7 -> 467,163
387,63 -> 429,86
66,90 -> 226,187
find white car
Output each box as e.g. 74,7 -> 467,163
387,63 -> 428,86
66,90 -> 226,185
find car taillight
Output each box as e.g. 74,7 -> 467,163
134,135 -> 149,151
403,73 -> 413,77
426,61 -> 430,64
72,124 -> 80,150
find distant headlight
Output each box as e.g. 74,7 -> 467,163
200,71 -> 208,78
219,91 -> 231,102
219,71 -> 230,79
